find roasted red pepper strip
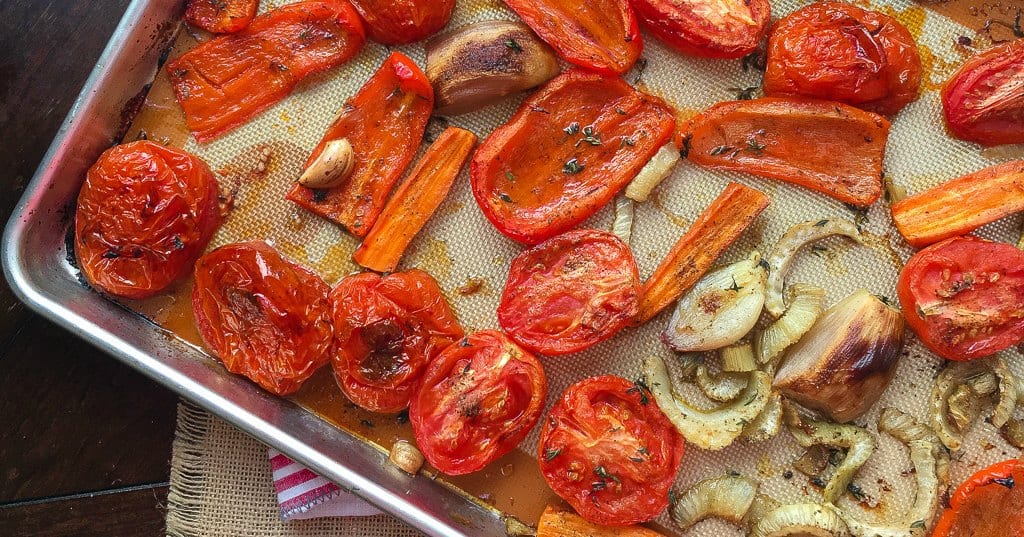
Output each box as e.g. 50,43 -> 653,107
932,459 -> 1024,537
503,0 -> 642,75
942,38 -> 1024,147
678,97 -> 890,207
349,0 -> 455,45
185,0 -> 259,34
286,52 -> 434,236
167,0 -> 366,142
471,70 -> 676,244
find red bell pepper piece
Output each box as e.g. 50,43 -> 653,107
167,0 -> 366,142
185,0 -> 259,34
286,52 -> 434,236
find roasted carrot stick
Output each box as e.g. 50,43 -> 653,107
891,160 -> 1024,248
636,182 -> 770,324
353,127 -> 478,273
537,505 -> 666,537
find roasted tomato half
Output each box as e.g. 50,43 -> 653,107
764,2 -> 922,116
933,459 -> 1024,537
897,236 -> 1024,361
503,0 -> 642,75
349,0 -> 455,45
410,330 -> 547,475
192,241 -> 333,396
498,229 -> 640,355
75,141 -> 221,299
471,70 -> 676,244
538,375 -> 685,526
329,270 -> 464,413
630,0 -> 770,59
185,0 -> 258,34
942,38 -> 1024,147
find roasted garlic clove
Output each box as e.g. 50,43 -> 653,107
298,138 -> 355,189
773,290 -> 906,423
388,439 -> 425,475
425,21 -> 560,116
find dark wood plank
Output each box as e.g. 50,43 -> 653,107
0,0 -> 132,339
0,0 -> 179,509
0,484 -> 169,537
0,314 -> 179,502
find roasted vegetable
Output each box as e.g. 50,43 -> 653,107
637,183 -> 770,323
612,195 -> 635,244
765,218 -> 863,318
752,503 -> 850,537
742,392 -> 783,442
942,38 -> 1024,147
832,408 -> 948,537
671,474 -> 759,531
678,98 -> 890,208
388,440 -> 425,474
930,355 -> 1019,451
425,21 -> 560,116
625,143 -> 681,202
643,354 -> 771,450
722,342 -> 757,373
349,0 -> 455,45
932,459 -> 1024,537
185,0 -> 258,34
757,284 -> 825,367
631,0 -> 770,59
662,252 -> 768,352
891,160 -> 1024,248
783,402 -> 875,503
774,290 -> 906,423
353,127 -> 476,273
695,365 -> 748,402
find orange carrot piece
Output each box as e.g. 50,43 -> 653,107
353,127 -> 477,272
537,505 -> 667,537
636,182 -> 770,324
891,160 -> 1024,248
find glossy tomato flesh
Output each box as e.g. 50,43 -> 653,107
498,229 -> 640,355
192,241 -> 333,396
471,70 -> 676,244
503,0 -> 642,75
410,330 -> 547,475
764,1 -> 922,116
897,236 -> 1024,361
942,38 -> 1024,146
349,0 -> 455,45
329,270 -> 464,413
185,0 -> 258,33
287,51 -> 433,236
75,141 -> 221,300
933,459 -> 1024,537
630,0 -> 770,59
538,375 -> 685,526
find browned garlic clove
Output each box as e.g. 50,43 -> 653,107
298,138 -> 355,189
425,21 -> 560,116
773,290 -> 906,423
388,439 -> 425,475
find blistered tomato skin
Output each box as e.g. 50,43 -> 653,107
192,241 -> 333,396
538,375 -> 685,526
503,0 -> 642,75
410,330 -> 547,476
349,0 -> 455,45
75,141 -> 221,300
498,229 -> 640,356
942,39 -> 1024,147
329,270 -> 464,414
763,2 -> 922,116
629,0 -> 770,59
185,0 -> 259,33
471,70 -> 676,245
897,236 -> 1024,361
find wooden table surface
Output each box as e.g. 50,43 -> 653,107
0,2 -> 178,535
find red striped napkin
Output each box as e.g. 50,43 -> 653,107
269,448 -> 381,520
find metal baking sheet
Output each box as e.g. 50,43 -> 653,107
0,1 -> 508,535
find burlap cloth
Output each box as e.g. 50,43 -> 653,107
162,0 -> 1024,535
165,402 -> 425,537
